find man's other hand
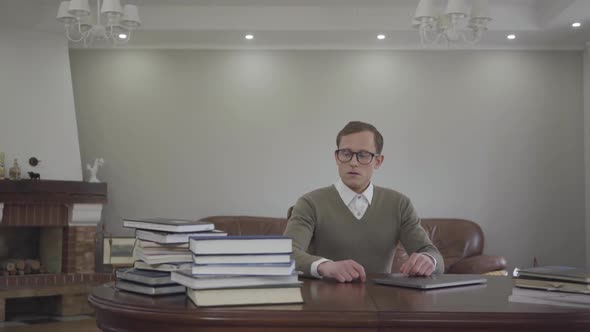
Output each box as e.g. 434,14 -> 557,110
317,260 -> 366,282
399,253 -> 435,276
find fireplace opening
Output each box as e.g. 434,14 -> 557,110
0,228 -> 63,275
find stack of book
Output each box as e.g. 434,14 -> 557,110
510,266 -> 590,308
123,217 -> 227,272
172,235 -> 304,307
115,217 -> 227,296
115,268 -> 186,295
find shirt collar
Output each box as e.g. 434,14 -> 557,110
335,179 -> 373,206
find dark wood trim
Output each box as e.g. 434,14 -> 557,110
0,180 -> 107,204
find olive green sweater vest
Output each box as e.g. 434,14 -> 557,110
284,185 -> 444,277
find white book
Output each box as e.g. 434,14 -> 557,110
511,287 -> 590,305
134,247 -> 193,265
134,261 -> 193,272
136,239 -> 189,249
509,295 -> 590,308
187,285 -> 303,307
189,235 -> 292,255
193,253 -> 292,265
171,270 -> 300,290
136,229 -> 227,244
124,217 -> 214,233
192,261 -> 295,276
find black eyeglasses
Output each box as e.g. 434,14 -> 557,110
335,149 -> 379,165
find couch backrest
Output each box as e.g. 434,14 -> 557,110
200,216 -> 484,273
392,218 -> 484,273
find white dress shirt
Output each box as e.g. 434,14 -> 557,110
310,180 -> 436,278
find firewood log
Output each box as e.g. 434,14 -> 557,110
1,261 -> 16,272
12,259 -> 25,271
25,259 -> 41,271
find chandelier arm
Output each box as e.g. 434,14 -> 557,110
461,28 -> 482,45
419,24 -> 439,45
65,25 -> 85,42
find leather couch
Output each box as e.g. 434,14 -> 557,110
200,216 -> 507,275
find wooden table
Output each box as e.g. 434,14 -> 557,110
89,275 -> 590,332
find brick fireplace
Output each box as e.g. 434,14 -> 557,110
0,180 -> 113,321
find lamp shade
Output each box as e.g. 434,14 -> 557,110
444,0 -> 468,16
414,0 -> 438,20
57,1 -> 77,24
68,0 -> 90,17
120,5 -> 141,28
471,0 -> 491,19
101,0 -> 123,17
78,14 -> 96,33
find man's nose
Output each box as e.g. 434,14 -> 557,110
349,154 -> 359,166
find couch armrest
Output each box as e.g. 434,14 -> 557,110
447,255 -> 507,274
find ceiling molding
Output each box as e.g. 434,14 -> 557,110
8,0 -> 590,50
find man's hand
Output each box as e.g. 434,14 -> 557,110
317,260 -> 366,282
399,253 -> 435,276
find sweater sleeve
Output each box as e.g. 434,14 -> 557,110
398,196 -> 445,274
283,195 -> 327,277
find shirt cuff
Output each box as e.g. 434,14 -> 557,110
311,258 -> 332,279
421,253 -> 437,269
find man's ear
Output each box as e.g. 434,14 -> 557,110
374,155 -> 384,169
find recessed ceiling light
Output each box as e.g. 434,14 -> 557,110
245,34 -> 254,40
377,34 -> 386,40
507,34 -> 516,40
118,33 -> 127,39
572,22 -> 582,28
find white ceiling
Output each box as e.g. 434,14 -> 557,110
2,0 -> 590,49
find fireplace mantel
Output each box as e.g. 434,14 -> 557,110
0,180 -> 107,203
0,180 -> 107,226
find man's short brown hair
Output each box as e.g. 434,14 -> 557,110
336,121 -> 384,154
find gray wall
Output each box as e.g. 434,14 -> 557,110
0,28 -> 82,180
586,45 -> 590,269
70,50 -> 585,271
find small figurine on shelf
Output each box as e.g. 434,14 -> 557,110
86,158 -> 105,183
27,171 -> 40,180
9,158 -> 21,180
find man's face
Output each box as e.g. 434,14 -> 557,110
335,131 -> 384,194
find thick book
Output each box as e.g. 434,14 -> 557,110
192,260 -> 295,276
509,288 -> 590,308
136,239 -> 189,249
516,277 -> 590,294
134,260 -> 193,272
193,253 -> 292,265
189,235 -> 292,255
136,229 -> 227,244
518,266 -> 590,284
124,217 -> 215,233
134,247 -> 193,265
186,285 -> 304,307
116,279 -> 186,296
171,270 -> 300,290
116,268 -> 173,286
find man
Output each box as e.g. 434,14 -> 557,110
284,121 -> 444,282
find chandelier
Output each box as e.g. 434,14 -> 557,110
56,0 -> 141,47
413,0 -> 492,46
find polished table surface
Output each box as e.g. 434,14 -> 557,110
89,274 -> 590,332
